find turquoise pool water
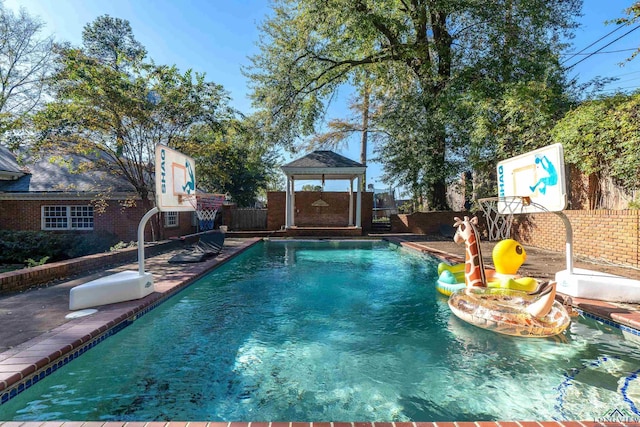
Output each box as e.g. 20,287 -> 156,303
1,240 -> 639,421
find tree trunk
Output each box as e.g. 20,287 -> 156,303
430,139 -> 449,211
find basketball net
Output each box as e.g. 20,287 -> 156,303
478,196 -> 549,241
180,192 -> 226,231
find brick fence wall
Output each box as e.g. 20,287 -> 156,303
0,240 -> 181,295
512,210 -> 640,268
392,210 -> 640,270
267,191 -> 373,231
391,211 -> 476,235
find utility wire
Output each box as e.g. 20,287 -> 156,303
565,24 -> 640,70
559,48 -> 638,56
597,86 -> 640,94
562,24 -> 627,64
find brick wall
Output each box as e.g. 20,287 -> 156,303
267,192 -> 286,230
391,211 -> 477,235
393,210 -> 639,269
512,210 -> 640,268
267,191 -> 373,231
0,199 -> 195,242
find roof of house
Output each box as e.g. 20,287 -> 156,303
281,150 -> 366,180
0,148 -> 137,195
0,146 -> 26,178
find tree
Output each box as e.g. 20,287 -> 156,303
301,184 -> 322,191
81,15 -> 146,71
613,2 -> 640,62
307,78 -> 380,185
187,117 -> 278,207
552,92 -> 640,207
0,2 -> 54,146
246,0 -> 581,210
33,16 -> 234,213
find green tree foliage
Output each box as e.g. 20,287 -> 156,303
301,184 -> 322,191
552,92 -> 640,196
81,15 -> 146,70
0,2 -> 54,146
187,117 -> 278,207
449,0 -> 578,201
246,0 -> 580,210
33,15 -> 233,208
246,0 -> 459,209
612,2 -> 640,62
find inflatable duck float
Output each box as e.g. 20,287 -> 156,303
436,235 -> 537,296
446,216 -> 571,338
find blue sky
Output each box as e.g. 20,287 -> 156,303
5,0 -> 640,192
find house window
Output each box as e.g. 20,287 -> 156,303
42,205 -> 94,230
164,211 -> 179,228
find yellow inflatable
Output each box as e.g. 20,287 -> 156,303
492,239 -> 526,274
436,238 -> 538,295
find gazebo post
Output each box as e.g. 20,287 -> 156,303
290,176 -> 295,227
285,175 -> 292,228
349,178 -> 354,226
356,174 -> 362,228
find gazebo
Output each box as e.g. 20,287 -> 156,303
280,151 -> 367,229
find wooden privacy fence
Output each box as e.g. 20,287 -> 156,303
228,208 -> 268,230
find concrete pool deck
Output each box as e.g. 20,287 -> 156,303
1,235 -> 640,426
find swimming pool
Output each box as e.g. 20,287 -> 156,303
1,240 -> 639,421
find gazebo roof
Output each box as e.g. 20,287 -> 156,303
281,150 -> 366,180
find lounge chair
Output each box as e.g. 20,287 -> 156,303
195,230 -> 224,256
168,230 -> 225,263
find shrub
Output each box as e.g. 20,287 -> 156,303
110,241 -> 137,251
25,256 -> 50,268
0,230 -> 121,264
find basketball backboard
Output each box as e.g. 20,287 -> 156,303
155,144 -> 196,212
496,143 -> 567,214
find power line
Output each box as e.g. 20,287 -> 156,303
559,48 -> 638,56
561,24 -> 627,64
608,70 -> 640,78
565,24 -> 640,70
597,85 -> 640,93
609,76 -> 640,84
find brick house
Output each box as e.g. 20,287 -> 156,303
0,146 -> 195,242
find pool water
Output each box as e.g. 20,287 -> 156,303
1,240 -> 639,421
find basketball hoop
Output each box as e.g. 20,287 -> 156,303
180,192 -> 225,231
478,196 -> 550,241
478,197 -> 513,241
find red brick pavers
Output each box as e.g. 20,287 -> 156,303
0,422 -> 637,427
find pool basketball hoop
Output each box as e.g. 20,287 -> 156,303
478,196 -> 552,241
155,144 -> 197,212
496,143 -> 567,214
477,144 -> 567,241
181,192 -> 226,231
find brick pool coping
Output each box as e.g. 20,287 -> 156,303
0,421 -> 638,427
1,237 -> 639,426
